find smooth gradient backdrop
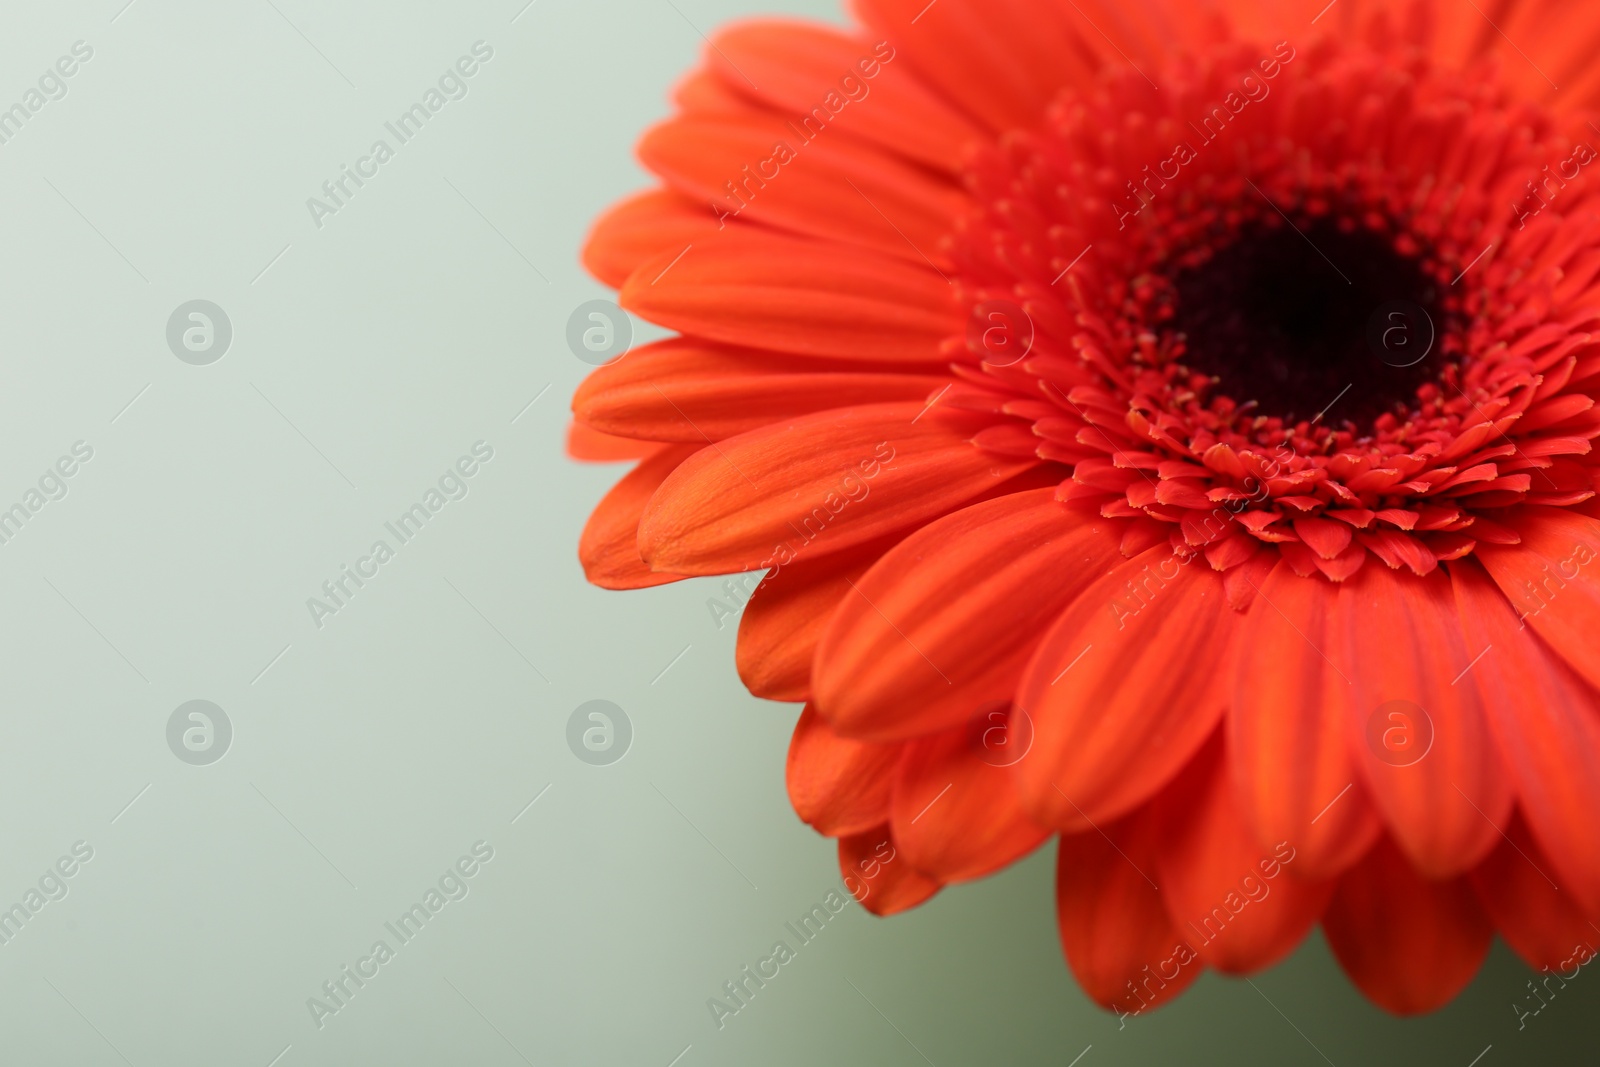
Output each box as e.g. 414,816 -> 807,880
0,1 -> 1592,1064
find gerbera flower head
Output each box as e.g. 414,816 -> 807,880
571,0 -> 1600,1018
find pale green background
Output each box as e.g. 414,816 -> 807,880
0,0 -> 1591,1063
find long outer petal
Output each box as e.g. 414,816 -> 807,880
579,445 -> 698,589
706,21 -> 984,172
1229,559 -> 1382,880
738,541 -> 885,702
581,188 -> 721,289
573,339 -> 950,443
1337,564 -> 1510,877
1056,812 -> 1203,1015
638,403 -> 1036,575
1016,545 -> 1234,833
1468,813 -> 1600,973
567,421 -> 661,463
1477,505 -> 1600,689
787,705 -> 901,837
1452,558 -> 1600,914
851,0 -> 1103,134
813,489 -> 1121,740
621,230 -> 958,363
840,824 -> 941,916
889,718 -> 1049,882
1155,735 -> 1333,974
1323,836 -> 1492,1016
639,112 -> 964,265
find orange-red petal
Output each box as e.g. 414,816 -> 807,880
738,541 -> 885,702
1477,505 -> 1600,689
621,229 -> 958,363
840,824 -> 941,915
639,111 -> 964,265
573,338 -> 950,443
706,21 -> 983,171
889,718 -> 1049,882
1056,811 -> 1203,1015
638,403 -> 1036,575
578,445 -> 698,588
813,489 -> 1119,740
1338,564 -> 1510,877
1323,836 -> 1492,1015
1229,560 -> 1382,879
1468,813 -> 1599,973
566,420 -> 661,463
852,0 -> 1101,134
1155,735 -> 1333,974
1016,546 -> 1234,833
787,705 -> 901,837
581,188 -> 721,289
1452,558 -> 1600,913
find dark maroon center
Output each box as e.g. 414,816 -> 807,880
1169,218 -> 1447,430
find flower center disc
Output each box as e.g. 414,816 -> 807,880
1170,218 -> 1448,430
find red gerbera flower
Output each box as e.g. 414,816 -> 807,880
570,0 -> 1600,1017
